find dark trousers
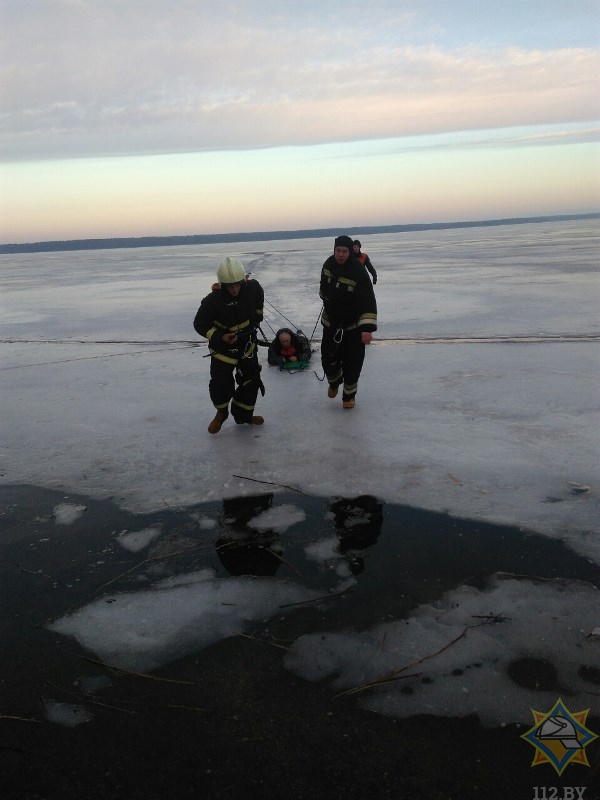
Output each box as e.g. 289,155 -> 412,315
209,356 -> 262,423
321,327 -> 366,401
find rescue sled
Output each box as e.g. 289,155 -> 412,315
267,328 -> 313,371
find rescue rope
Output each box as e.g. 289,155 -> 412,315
263,299 -> 323,353
262,317 -> 278,337
263,298 -> 301,331
1,343 -> 196,370
9,333 -> 587,371
309,305 -> 323,348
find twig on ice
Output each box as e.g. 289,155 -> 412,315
232,474 -> 308,495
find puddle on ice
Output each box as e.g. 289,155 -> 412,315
2,483 -> 599,729
2,483 -> 600,799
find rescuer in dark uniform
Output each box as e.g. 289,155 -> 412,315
319,235 -> 378,409
194,257 -> 266,434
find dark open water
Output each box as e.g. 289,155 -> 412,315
1,483 -> 599,800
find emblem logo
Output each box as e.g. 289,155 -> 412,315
521,698 -> 598,776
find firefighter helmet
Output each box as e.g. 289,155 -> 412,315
216,257 -> 245,284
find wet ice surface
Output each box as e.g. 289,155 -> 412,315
3,484 -> 598,734
44,491 -> 599,727
1,220 -> 598,565
285,574 -> 600,727
1,219 -> 599,745
49,567 -> 316,673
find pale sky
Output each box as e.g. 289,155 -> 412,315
1,0 -> 599,243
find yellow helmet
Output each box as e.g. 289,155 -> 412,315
216,257 -> 245,284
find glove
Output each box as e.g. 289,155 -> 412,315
372,273 -> 378,285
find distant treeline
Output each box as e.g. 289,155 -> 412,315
1,213 -> 598,254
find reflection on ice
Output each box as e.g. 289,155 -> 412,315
217,493 -> 291,576
39,486 -> 599,729
331,495 -> 383,575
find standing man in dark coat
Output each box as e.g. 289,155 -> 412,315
319,235 -> 378,409
194,257 -> 266,434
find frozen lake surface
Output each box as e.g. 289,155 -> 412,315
2,218 -> 598,555
1,218 -> 599,798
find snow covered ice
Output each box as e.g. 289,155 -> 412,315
53,502 -> 87,525
116,524 -> 162,553
2,218 -> 599,728
284,573 -> 600,727
49,568 -> 316,673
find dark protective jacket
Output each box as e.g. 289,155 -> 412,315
319,255 -> 377,332
193,279 -> 264,364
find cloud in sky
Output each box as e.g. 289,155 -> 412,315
3,127 -> 597,242
1,1 -> 599,161
0,1 -> 598,242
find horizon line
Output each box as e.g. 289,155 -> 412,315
1,212 -> 598,254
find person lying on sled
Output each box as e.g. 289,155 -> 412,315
267,328 -> 311,368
